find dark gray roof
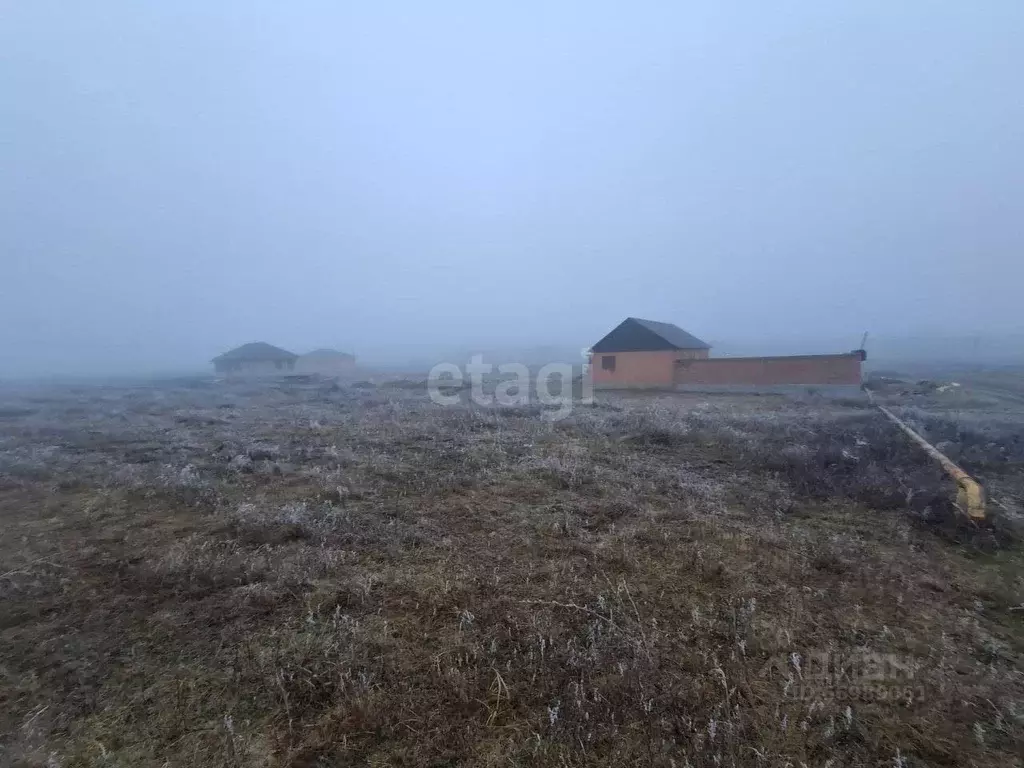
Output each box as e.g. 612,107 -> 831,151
630,318 -> 710,349
212,342 -> 298,363
300,348 -> 355,360
591,318 -> 710,353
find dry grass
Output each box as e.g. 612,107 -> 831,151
0,379 -> 1022,767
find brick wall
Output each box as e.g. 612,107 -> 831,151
294,358 -> 357,376
215,359 -> 296,377
591,349 -> 710,388
674,354 -> 862,387
591,350 -> 678,388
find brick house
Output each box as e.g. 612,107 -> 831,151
590,318 -> 711,388
295,348 -> 357,376
212,342 -> 298,376
590,318 -> 864,390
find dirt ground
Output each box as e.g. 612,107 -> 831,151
0,376 -> 1021,767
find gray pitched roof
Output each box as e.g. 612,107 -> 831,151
300,348 -> 355,360
591,318 -> 710,353
212,342 -> 298,363
629,318 -> 710,349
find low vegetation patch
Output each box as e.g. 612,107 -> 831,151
0,381 -> 1021,766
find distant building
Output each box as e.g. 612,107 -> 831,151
590,318 -> 711,388
212,342 -> 298,376
295,348 -> 357,376
590,317 -> 863,391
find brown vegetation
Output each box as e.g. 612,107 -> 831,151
0,379 -> 1021,766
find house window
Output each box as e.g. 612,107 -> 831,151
601,355 -> 616,372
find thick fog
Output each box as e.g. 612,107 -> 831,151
2,2 -> 1022,376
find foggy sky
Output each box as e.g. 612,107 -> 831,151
2,1 -> 1022,375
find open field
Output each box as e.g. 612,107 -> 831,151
0,377 -> 1022,766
